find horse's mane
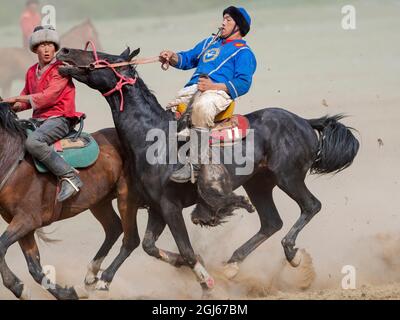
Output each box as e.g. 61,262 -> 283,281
130,69 -> 174,121
0,103 -> 27,139
135,76 -> 162,109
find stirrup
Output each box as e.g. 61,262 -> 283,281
60,177 -> 80,192
177,127 -> 190,139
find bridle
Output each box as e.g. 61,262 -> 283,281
79,41 -> 169,112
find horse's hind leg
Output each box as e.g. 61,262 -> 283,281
224,171 -> 283,279
277,173 -> 321,266
19,232 -> 85,300
95,176 -> 141,291
85,198 -> 123,287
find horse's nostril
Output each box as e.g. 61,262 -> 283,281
62,48 -> 70,55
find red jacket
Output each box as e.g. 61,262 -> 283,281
19,61 -> 82,120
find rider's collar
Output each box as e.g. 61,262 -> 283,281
36,57 -> 57,78
221,38 -> 245,45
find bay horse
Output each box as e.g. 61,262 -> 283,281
57,46 -> 359,297
0,19 -> 102,97
0,102 -> 142,300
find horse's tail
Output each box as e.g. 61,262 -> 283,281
35,228 -> 61,244
308,114 -> 359,175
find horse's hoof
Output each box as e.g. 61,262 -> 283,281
84,275 -> 99,288
90,289 -> 110,300
223,262 -> 240,279
289,249 -> 302,268
279,249 -> 316,290
73,285 -> 89,299
19,286 -> 31,300
95,280 -> 110,291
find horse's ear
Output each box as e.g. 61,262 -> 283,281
120,47 -> 131,60
128,48 -> 140,61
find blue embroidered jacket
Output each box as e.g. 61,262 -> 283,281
174,37 -> 257,99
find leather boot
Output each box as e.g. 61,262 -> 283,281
170,127 -> 210,183
40,151 -> 83,202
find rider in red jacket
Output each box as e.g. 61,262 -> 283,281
4,25 -> 83,202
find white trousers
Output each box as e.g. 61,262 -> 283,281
168,84 -> 232,128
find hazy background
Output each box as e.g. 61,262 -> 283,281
0,0 -> 399,299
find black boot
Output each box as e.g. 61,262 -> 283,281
57,171 -> 83,202
170,162 -> 200,184
40,151 -> 83,202
170,128 -> 210,183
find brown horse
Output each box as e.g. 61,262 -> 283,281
0,19 -> 102,97
0,101 -> 142,300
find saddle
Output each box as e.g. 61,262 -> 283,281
175,101 -> 250,146
21,115 -> 100,173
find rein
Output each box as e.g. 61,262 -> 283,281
0,101 -> 25,192
0,150 -> 25,193
81,41 -> 168,111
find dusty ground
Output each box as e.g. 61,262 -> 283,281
0,0 -> 399,300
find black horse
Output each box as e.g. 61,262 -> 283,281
57,46 -> 359,296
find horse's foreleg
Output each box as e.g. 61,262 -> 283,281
277,176 -> 321,266
160,200 -> 215,297
19,232 -> 85,300
143,209 -> 184,267
142,209 -> 166,258
0,213 -> 39,299
224,173 -> 282,278
143,209 -> 204,268
95,177 -> 140,291
85,199 -> 123,287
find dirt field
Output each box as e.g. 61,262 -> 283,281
0,0 -> 399,300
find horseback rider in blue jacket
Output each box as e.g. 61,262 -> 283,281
159,6 -> 257,183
